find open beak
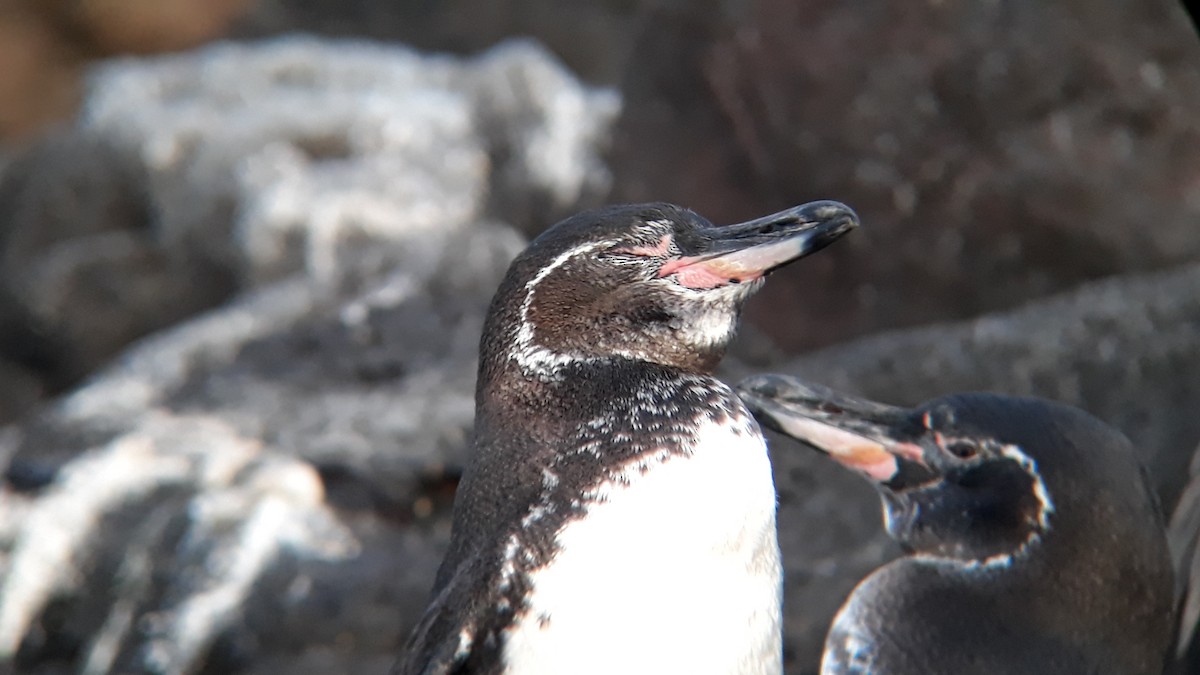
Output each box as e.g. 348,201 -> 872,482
736,374 -> 932,487
659,200 -> 857,289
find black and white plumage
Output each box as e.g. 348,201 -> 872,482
736,375 -> 1175,675
397,202 -> 858,674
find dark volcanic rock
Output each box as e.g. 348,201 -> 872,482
612,0 -> 1200,353
230,0 -> 650,85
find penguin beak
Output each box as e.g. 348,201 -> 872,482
658,200 -> 857,289
736,374 -> 934,488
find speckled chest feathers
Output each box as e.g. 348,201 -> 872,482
459,365 -> 781,675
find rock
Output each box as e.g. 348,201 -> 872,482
0,361 -> 44,426
0,222 -> 521,673
78,35 -> 615,282
611,0 -> 1200,353
721,261 -> 1200,670
0,414 -> 358,673
0,36 -> 618,425
229,0 -> 650,85
0,35 -> 617,673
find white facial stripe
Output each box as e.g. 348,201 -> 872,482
513,240 -> 613,378
511,232 -> 745,378
998,443 -> 1056,533
921,442 -> 1055,570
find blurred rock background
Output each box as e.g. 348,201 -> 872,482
0,1 -> 1198,673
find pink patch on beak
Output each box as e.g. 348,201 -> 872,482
890,442 -> 927,465
852,452 -> 903,482
660,260 -> 735,289
774,416 -> 901,481
657,256 -> 755,289
658,236 -> 810,289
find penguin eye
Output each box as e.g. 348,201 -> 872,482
944,441 -> 979,460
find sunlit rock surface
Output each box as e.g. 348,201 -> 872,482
0,36 -> 616,674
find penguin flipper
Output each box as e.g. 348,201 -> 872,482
393,593 -> 466,674
394,554 -> 498,675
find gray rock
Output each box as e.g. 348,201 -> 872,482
229,0 -> 649,85
0,221 -> 521,673
612,0 -> 1200,353
0,414 -> 358,674
79,35 -> 615,285
0,35 -> 618,425
0,360 -> 42,425
0,34 -> 617,674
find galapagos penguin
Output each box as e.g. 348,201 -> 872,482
397,201 -> 858,674
736,374 -> 1174,675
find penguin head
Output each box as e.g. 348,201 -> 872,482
481,202 -> 857,380
736,375 -> 1150,566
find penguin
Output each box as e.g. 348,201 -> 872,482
735,374 -> 1175,675
396,201 -> 859,674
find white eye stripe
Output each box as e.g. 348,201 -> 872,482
513,241 -> 613,378
509,232 -> 736,378
998,443 -> 1056,533
916,442 -> 1055,570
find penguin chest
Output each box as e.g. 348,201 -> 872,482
503,418 -> 783,675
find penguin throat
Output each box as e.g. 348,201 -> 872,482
893,443 -> 1055,570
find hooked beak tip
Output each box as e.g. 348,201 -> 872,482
660,201 -> 858,289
